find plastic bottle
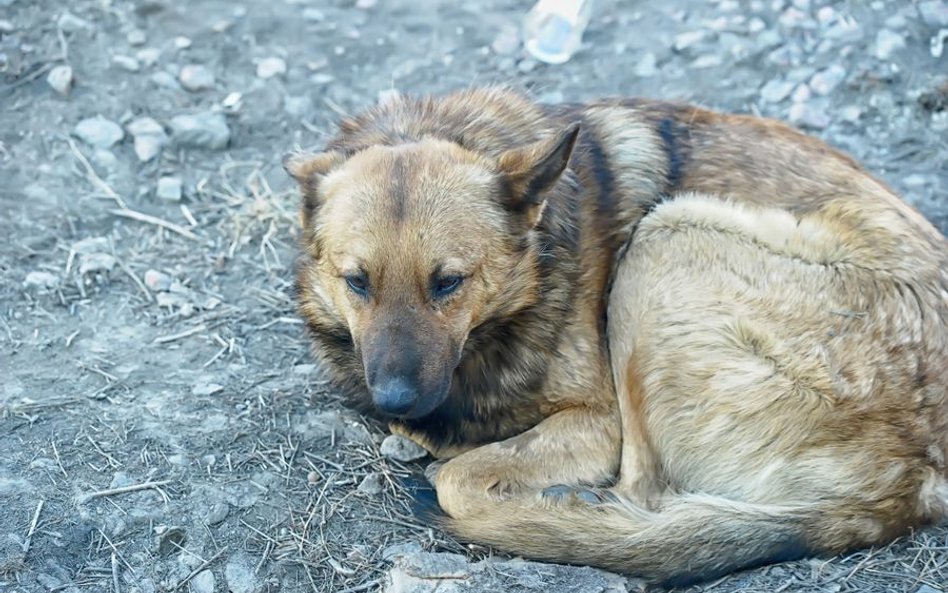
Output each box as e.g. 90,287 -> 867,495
522,0 -> 595,65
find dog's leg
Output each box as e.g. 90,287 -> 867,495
428,405 -> 622,519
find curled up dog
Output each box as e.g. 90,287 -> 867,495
285,87 -> 948,587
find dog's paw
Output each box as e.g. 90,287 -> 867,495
539,484 -> 618,506
424,459 -> 446,484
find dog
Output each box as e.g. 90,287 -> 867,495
285,87 -> 948,587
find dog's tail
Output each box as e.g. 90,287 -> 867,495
441,493 -> 846,588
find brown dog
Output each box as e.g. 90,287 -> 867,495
285,87 -> 948,587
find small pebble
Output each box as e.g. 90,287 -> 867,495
918,1 -> 948,28
46,65 -> 74,96
136,47 -> 161,67
72,237 -> 109,254
0,19 -> 14,33
191,571 -> 215,593
633,52 -> 657,77
357,472 -> 385,495
791,84 -> 811,103
673,31 -> 705,52
206,502 -> 229,525
174,36 -> 192,49
156,176 -> 183,202
809,65 -> 846,95
283,95 -> 312,117
760,79 -> 795,103
127,116 -> 168,162
179,64 -> 215,91
126,29 -> 147,46
79,253 -> 117,275
356,0 -> 377,9
23,271 -> 59,290
256,56 -> 287,79
143,269 -> 172,291
875,29 -> 907,60
191,381 -> 223,396
491,26 -> 520,55
788,102 -> 830,129
73,116 -> 124,149
380,435 -> 428,462
57,11 -> 93,33
112,54 -> 141,72
169,112 -> 231,150
151,71 -> 181,90
302,8 -> 326,22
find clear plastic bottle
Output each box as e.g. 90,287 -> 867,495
522,0 -> 595,65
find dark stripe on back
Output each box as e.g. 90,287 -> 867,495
658,117 -> 685,192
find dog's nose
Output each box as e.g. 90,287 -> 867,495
371,377 -> 417,416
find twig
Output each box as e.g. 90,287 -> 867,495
77,480 -> 171,504
22,500 -> 44,553
336,580 -> 381,593
111,552 -> 121,593
153,324 -> 208,344
172,547 -> 227,591
67,137 -> 127,209
109,209 -> 201,242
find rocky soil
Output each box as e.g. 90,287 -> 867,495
1,0 -> 946,592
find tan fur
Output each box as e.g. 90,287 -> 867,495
288,88 -> 948,587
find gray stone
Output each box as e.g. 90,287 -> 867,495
357,472 -> 385,495
191,570 -> 215,593
57,11 -> 93,33
179,64 -> 215,91
382,542 -> 423,562
283,95 -> 313,118
169,112 -> 231,150
875,28 -> 906,60
673,30 -> 705,52
23,271 -> 59,290
72,237 -> 109,254
127,116 -> 168,162
73,116 -> 124,149
788,102 -> 830,129
809,64 -> 846,95
0,19 -> 13,33
156,176 -> 183,202
151,70 -> 181,90
380,435 -> 428,462
205,502 -> 230,525
47,65 -> 74,96
633,51 -> 657,77
112,54 -> 140,72
225,556 -> 260,593
915,586 -> 943,593
256,57 -> 287,79
760,79 -> 795,103
918,1 -> 948,27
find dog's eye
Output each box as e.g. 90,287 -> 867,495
433,275 -> 463,298
345,274 -> 369,297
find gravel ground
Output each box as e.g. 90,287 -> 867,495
1,0 -> 946,592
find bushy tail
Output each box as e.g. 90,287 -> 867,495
441,493 -> 822,588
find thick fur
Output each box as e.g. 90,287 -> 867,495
287,87 -> 948,586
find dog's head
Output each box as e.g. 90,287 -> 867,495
286,123 -> 579,419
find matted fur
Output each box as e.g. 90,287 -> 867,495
286,87 -> 948,587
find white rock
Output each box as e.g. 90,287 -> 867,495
875,29 -> 906,60
179,65 -> 215,91
302,8 -> 326,21
791,83 -> 811,103
491,26 -> 520,55
357,472 -> 385,495
256,57 -> 287,79
788,102 -> 830,129
356,0 -> 377,8
57,11 -> 93,33
809,64 -> 846,95
127,116 -> 168,162
112,54 -> 140,72
0,19 -> 14,33
191,570 -> 215,593
143,269 -> 172,291
918,1 -> 948,27
126,29 -> 147,46
169,112 -> 231,149
760,79 -> 795,103
151,71 -> 181,90
156,176 -> 183,202
72,237 -> 109,254
633,51 -> 657,77
174,36 -> 192,49
224,557 -> 259,593
673,31 -> 705,52
136,47 -> 161,67
73,116 -> 124,149
46,65 -> 74,96
192,382 -> 224,396
23,271 -> 59,290
380,435 -> 428,462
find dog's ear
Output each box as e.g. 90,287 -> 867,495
497,122 -> 580,227
283,151 -> 345,226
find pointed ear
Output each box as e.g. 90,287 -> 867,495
497,122 -> 580,226
283,151 -> 344,226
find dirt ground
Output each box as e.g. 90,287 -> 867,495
1,0 -> 946,592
